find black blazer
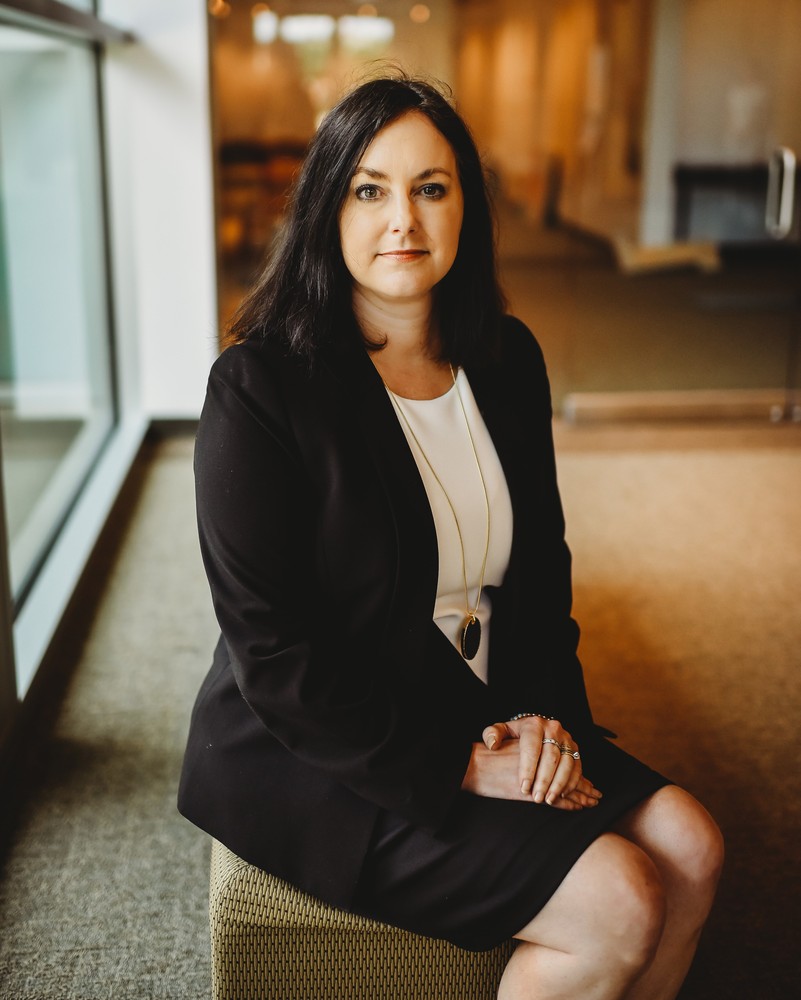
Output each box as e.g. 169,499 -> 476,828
178,316 -> 596,909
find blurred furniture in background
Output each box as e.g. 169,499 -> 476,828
217,140 -> 307,259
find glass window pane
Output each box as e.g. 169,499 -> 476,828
0,26 -> 114,603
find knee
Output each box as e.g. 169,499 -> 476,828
665,792 -> 725,895
603,844 -> 667,973
574,837 -> 666,976
513,834 -> 666,984
688,809 -> 725,892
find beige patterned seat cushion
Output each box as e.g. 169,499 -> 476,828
210,838 -> 515,1000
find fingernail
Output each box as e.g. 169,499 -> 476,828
521,780 -> 531,795
533,791 -> 544,804
487,735 -> 497,750
546,794 -> 555,805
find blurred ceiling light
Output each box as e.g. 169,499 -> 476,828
253,9 -> 279,44
339,15 -> 394,47
409,4 -> 431,23
279,14 -> 336,44
357,4 -> 378,15
208,0 -> 231,18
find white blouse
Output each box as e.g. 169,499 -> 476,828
386,368 -> 514,684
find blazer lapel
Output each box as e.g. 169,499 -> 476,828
464,355 -> 527,583
464,354 -> 531,693
321,338 -> 440,639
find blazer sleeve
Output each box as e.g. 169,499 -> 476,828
501,318 -> 596,737
194,346 -> 473,832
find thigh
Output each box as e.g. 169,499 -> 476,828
513,832 -> 664,955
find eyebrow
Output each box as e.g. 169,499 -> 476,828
352,167 -> 453,181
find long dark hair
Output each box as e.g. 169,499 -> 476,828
227,74 -> 506,367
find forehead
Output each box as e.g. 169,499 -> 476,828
355,111 -> 457,171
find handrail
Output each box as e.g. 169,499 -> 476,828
766,147 -> 797,240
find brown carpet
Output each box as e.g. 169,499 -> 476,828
0,422 -> 799,998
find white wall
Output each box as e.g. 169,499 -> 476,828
100,0 -> 218,418
677,0 -> 801,164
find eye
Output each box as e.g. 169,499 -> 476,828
354,184 -> 381,201
419,183 -> 446,199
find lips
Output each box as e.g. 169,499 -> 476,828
378,250 -> 428,262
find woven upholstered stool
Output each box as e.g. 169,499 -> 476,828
210,838 -> 516,1000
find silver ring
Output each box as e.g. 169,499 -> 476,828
542,738 -> 560,749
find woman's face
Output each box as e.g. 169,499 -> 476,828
339,111 -> 464,311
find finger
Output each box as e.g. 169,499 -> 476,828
544,752 -> 580,805
482,722 -> 513,751
518,726 -> 550,795
547,737 -> 582,799
562,777 -> 603,806
529,740 -> 561,801
561,767 -> 583,798
548,795 -> 584,811
574,775 -> 602,799
561,788 -> 601,808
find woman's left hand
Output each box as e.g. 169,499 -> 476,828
482,717 -> 600,808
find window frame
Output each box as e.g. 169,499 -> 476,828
0,442 -> 15,735
0,0 -> 133,720
0,1 -> 131,44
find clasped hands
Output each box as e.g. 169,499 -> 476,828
461,716 -> 603,811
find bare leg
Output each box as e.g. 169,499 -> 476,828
615,786 -> 724,1000
498,832 -> 666,1000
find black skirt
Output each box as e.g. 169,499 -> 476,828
350,732 -> 670,952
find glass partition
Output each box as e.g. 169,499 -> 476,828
0,24 -> 114,604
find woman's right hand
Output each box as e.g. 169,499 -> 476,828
460,737 -> 603,811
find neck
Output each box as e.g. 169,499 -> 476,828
352,287 -> 452,398
352,286 -> 439,362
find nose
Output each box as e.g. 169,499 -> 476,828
389,193 -> 417,234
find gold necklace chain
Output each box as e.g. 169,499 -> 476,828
384,365 -> 491,653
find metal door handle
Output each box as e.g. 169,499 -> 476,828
766,146 -> 796,239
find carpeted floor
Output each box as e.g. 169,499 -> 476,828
0,436 -> 218,1000
557,423 -> 801,1000
0,421 -> 799,999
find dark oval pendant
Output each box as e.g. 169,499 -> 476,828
461,615 -> 481,661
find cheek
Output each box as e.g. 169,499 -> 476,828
338,216 -> 360,271
339,212 -> 370,264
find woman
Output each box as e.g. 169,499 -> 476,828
179,75 -> 723,999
